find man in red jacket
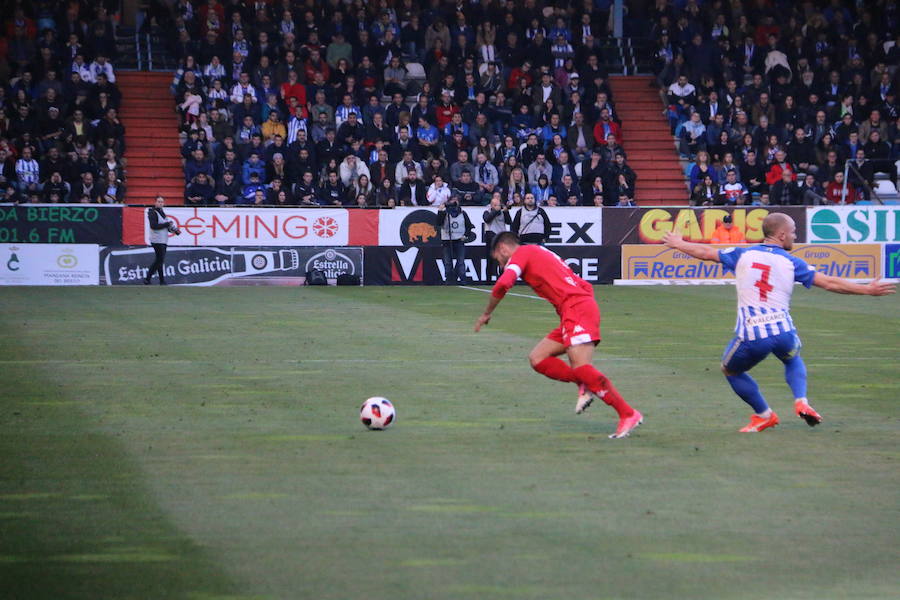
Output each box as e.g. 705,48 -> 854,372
592,107 -> 622,147
765,150 -> 796,186
434,91 -> 459,131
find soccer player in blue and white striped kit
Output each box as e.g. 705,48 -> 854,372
664,213 -> 895,432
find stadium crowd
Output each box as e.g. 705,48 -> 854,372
0,1 -> 127,204
160,0 -> 900,208
159,0 -> 643,207
652,0 -> 900,206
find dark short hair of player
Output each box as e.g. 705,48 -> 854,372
492,231 -> 520,252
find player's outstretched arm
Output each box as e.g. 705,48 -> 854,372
812,273 -> 897,296
474,294 -> 501,332
662,231 -> 722,262
475,267 -> 517,331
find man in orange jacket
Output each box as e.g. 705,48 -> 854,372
710,214 -> 746,243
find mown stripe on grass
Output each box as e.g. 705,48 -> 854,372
637,552 -> 756,563
399,558 -> 467,567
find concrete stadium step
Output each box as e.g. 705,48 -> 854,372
122,94 -> 173,102
121,102 -> 173,111
611,90 -> 658,100
123,138 -> 180,149
129,183 -> 185,195
117,73 -> 172,84
612,75 -> 687,205
129,184 -> 184,194
626,163 -> 680,173
127,149 -> 183,158
636,198 -> 684,205
128,193 -> 185,205
126,128 -> 179,139
616,101 -> 662,110
624,141 -> 676,149
118,71 -> 184,203
128,166 -> 185,179
632,173 -> 685,181
126,156 -> 183,168
638,179 -> 690,190
123,116 -> 177,126
622,118 -> 670,129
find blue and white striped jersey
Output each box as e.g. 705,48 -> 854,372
719,245 -> 816,341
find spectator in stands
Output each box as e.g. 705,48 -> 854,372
825,172 -> 857,205
375,176 -> 398,207
42,171 -> 70,203
214,170 -> 239,205
241,152 -> 265,185
146,0 -> 900,209
186,173 -> 214,205
425,175 -> 451,207
787,128 -> 817,175
769,170 -> 803,206
184,148 -> 213,183
691,174 -> 719,207
346,174 -> 374,207
765,150 -> 795,186
338,154 -> 369,188
526,153 -> 553,187
399,169 -> 427,206
666,74 -> 696,131
453,170 -> 480,205
679,112 -> 706,158
261,111 -> 286,143
70,171 -> 96,202
555,173 -> 581,206
97,170 -> 125,204
720,170 -> 749,206
318,170 -> 345,206
14,146 -> 40,194
294,171 -> 316,206
798,174 -> 826,206
863,130 -> 897,188
592,107 -> 621,148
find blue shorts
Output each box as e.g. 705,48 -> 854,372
721,331 -> 802,374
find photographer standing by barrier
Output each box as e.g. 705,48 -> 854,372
436,194 -> 475,285
144,195 -> 181,285
512,192 -> 551,245
483,192 -> 511,279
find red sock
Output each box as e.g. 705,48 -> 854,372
533,357 -> 577,382
572,365 -> 634,418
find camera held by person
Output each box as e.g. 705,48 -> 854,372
436,195 -> 475,284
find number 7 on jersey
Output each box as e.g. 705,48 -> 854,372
751,262 -> 773,301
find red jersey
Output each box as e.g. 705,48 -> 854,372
491,245 -> 594,310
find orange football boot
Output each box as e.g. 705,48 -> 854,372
795,401 -> 822,427
739,412 -> 780,432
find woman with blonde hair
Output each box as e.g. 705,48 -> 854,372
506,166 -> 527,204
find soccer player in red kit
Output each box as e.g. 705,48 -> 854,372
474,232 -> 644,438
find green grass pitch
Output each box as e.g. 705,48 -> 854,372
0,285 -> 897,600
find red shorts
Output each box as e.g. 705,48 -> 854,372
547,297 -> 601,348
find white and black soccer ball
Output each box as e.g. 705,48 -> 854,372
360,397 -> 395,430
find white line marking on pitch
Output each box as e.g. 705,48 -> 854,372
458,285 -> 544,301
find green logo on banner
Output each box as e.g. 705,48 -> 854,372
887,246 -> 900,278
